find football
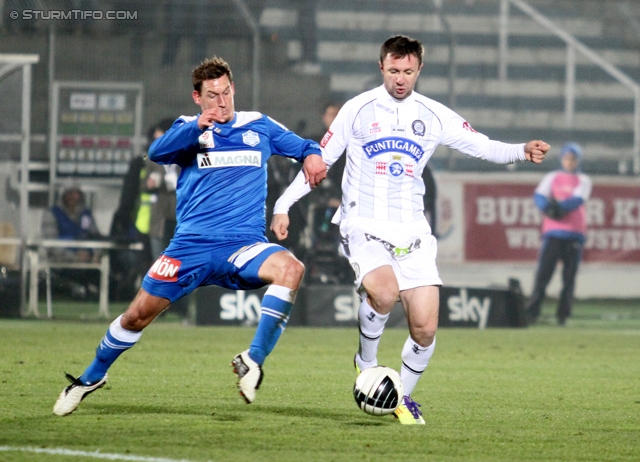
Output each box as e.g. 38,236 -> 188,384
353,366 -> 404,416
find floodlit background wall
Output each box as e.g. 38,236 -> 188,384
2,0 -> 640,298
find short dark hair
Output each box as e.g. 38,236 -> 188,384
192,57 -> 234,93
379,35 -> 424,66
61,187 -> 84,207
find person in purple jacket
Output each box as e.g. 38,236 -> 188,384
526,142 -> 592,326
53,56 -> 326,416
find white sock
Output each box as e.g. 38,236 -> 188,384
356,298 -> 389,371
400,336 -> 436,396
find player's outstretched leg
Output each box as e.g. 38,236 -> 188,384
53,314 -> 142,416
231,285 -> 295,403
393,336 -> 436,425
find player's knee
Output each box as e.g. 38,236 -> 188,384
120,310 -> 148,331
411,324 -> 437,347
120,291 -> 166,331
275,255 -> 305,287
368,290 -> 399,313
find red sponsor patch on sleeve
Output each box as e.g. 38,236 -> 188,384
148,255 -> 181,282
462,121 -> 477,133
320,130 -> 333,148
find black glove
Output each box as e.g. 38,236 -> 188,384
544,198 -> 569,220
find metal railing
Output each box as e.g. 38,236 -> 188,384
0,54 -> 39,316
498,0 -> 640,173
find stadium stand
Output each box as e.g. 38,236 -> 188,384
260,0 -> 640,173
1,0 -> 640,175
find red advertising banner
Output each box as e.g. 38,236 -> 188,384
465,182 -> 640,262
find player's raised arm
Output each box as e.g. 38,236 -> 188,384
148,118 -> 201,164
524,140 -> 550,163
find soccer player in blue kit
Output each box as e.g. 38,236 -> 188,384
53,57 -> 326,416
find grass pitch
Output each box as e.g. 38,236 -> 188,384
0,300 -> 639,462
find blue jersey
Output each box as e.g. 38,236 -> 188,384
148,111 -> 320,240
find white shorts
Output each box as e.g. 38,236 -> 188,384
338,217 -> 442,292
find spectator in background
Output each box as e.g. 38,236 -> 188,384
266,103 -> 344,281
312,102 -> 344,218
305,102 -> 352,284
41,186 -> 103,298
109,152 -> 146,301
109,118 -> 177,301
320,102 -> 344,200
142,119 -> 179,260
526,142 -> 592,326
265,155 -> 307,258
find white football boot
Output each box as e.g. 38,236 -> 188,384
231,350 -> 263,404
53,373 -> 108,416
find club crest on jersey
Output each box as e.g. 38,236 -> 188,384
362,136 -> 424,162
242,130 -> 260,147
389,162 -> 404,176
320,130 -> 333,148
412,120 -> 426,136
149,255 -> 181,282
198,130 -> 215,148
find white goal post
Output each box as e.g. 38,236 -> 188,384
0,53 -> 40,316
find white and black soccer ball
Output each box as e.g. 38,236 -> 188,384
353,366 -> 404,416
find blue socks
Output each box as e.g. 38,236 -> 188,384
249,285 -> 296,365
80,315 -> 142,386
79,285 -> 296,383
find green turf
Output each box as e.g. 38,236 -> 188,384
0,300 -> 639,461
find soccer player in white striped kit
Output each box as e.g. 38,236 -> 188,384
272,35 -> 550,424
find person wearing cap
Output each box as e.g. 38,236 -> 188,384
526,142 -> 592,326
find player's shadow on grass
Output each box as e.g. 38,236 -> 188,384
259,405 -> 389,426
83,403 -> 234,418
78,403 -> 390,426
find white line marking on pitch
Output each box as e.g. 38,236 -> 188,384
0,446 -> 202,462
